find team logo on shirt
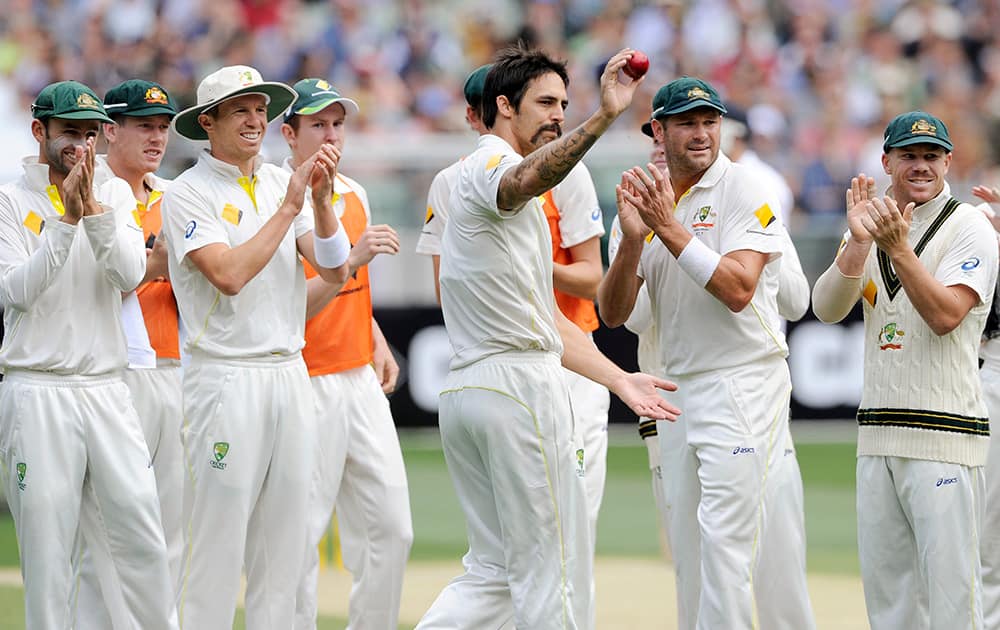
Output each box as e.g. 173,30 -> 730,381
15,463 -> 25,491
863,280 -> 878,307
576,448 -> 585,478
961,257 -> 981,272
754,203 -> 776,229
936,477 -> 958,487
185,220 -> 197,239
22,211 -> 44,236
211,442 -> 230,470
878,322 -> 905,351
692,205 -> 715,231
591,208 -> 601,221
425,206 -> 435,224
222,204 -> 243,226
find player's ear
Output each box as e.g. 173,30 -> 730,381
497,95 -> 513,120
280,122 -> 296,147
30,119 -> 46,144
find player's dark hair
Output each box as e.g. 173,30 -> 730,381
481,45 -> 568,129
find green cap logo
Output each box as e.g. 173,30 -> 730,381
214,442 -> 229,462
16,463 -> 25,484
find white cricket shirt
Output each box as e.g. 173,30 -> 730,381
161,150 -> 314,359
439,134 -> 562,369
417,158 -> 461,256
0,158 -> 145,375
638,152 -> 786,377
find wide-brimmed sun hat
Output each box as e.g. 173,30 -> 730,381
172,65 -> 297,140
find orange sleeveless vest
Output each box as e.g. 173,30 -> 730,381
302,181 -> 374,376
135,191 -> 181,360
542,189 -> 599,333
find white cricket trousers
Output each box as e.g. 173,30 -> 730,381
0,369 -> 178,630
75,364 -> 184,630
416,351 -> 591,630
176,353 -> 316,630
753,432 -> 814,630
857,455 -> 984,630
295,365 -> 413,630
563,366 -> 608,630
656,356 -> 794,630
563,368 -> 610,549
980,361 -> 1000,630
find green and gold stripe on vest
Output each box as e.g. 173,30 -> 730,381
857,407 -> 989,436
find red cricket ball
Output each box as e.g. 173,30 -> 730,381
624,51 -> 649,80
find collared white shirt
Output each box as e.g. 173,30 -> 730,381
161,149 -> 314,359
439,134 -> 562,369
0,157 -> 145,375
638,152 -> 786,377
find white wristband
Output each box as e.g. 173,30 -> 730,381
676,237 -> 721,287
314,227 -> 351,268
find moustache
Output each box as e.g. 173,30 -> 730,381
539,124 -> 562,137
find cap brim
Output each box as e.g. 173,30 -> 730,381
292,96 -> 359,118
106,105 -> 177,119
884,136 -> 953,152
661,100 -> 728,117
172,83 -> 298,141
50,110 -> 115,124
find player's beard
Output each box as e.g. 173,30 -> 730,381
530,123 -> 562,148
42,133 -> 81,176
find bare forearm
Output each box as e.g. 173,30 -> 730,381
215,207 -> 296,295
558,311 -> 624,387
305,275 -> 341,320
312,199 -> 340,240
553,260 -> 602,299
597,237 -> 643,327
498,111 -> 614,209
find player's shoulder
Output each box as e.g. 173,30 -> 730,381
96,175 -> 134,207
432,159 -> 463,186
257,161 -> 291,184
334,172 -> 365,195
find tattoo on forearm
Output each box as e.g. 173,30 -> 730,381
504,126 -> 600,206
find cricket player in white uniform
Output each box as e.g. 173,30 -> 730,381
813,111 -> 997,630
72,78 -> 185,630
419,66 -> 612,580
415,46 -> 681,630
972,182 -> 1000,629
599,77 -> 799,630
0,80 -> 178,630
161,65 -> 351,630
280,78 -> 412,630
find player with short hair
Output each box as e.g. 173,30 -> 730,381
0,80 -> 178,630
72,78 -> 185,629
415,45 -> 680,630
418,65 -> 611,606
280,78 -> 413,630
161,65 -> 351,629
598,77 -> 802,630
813,111 -> 997,629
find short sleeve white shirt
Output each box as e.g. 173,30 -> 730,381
161,150 -> 313,359
439,134 -> 562,369
416,159 -> 462,256
638,153 -> 787,377
550,161 -> 605,248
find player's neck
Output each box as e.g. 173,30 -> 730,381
107,155 -> 149,202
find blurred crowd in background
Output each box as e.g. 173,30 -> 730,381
2,0 -> 1000,238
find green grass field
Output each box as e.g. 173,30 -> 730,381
0,428 -> 860,628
